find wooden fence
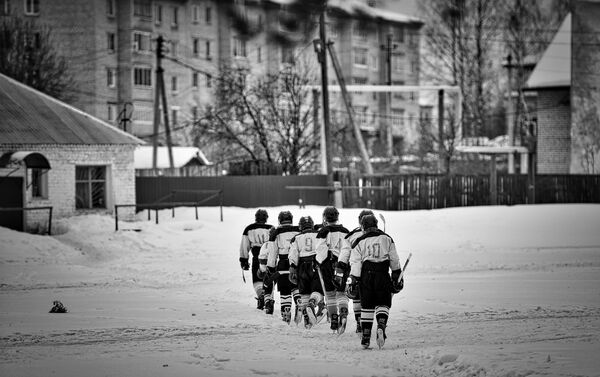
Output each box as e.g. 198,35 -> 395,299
136,175 -> 329,208
339,173 -> 600,210
136,174 -> 600,210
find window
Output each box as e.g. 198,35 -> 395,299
370,54 -> 378,71
353,22 -> 367,40
192,38 -> 199,57
281,46 -> 294,65
205,40 -> 211,59
171,6 -> 178,27
30,168 -> 48,199
171,108 -> 178,125
24,0 -> 39,15
132,32 -> 151,53
352,77 -> 368,85
107,102 -> 117,121
233,36 -> 246,57
155,4 -> 162,24
393,80 -> 405,99
392,53 -> 405,73
353,48 -> 368,66
205,6 -> 212,24
106,68 -> 116,88
391,108 -> 405,127
192,72 -> 199,88
133,67 -> 152,87
133,0 -> 151,18
1,0 -> 10,16
171,76 -> 177,92
394,26 -> 404,43
170,41 -> 178,57
107,32 -> 116,53
192,5 -> 199,23
206,74 -> 212,88
76,166 -> 106,209
106,0 -> 115,16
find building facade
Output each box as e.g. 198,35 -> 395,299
2,0 -> 421,157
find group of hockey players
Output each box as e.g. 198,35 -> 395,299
238,206 -> 405,349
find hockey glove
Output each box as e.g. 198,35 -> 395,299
345,275 -> 360,299
392,277 -> 404,294
391,268 -> 404,293
289,265 -> 298,285
333,267 -> 346,290
239,257 -> 250,270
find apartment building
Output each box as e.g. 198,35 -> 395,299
3,0 -> 421,155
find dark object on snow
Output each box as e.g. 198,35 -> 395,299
49,300 -> 67,313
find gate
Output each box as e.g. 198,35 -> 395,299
0,177 -> 24,231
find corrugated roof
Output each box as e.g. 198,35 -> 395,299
525,14 -> 571,89
327,0 -> 423,24
134,146 -> 212,169
0,73 -> 144,145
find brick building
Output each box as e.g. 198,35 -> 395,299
0,0 -> 421,157
524,2 -> 600,175
0,73 -> 142,232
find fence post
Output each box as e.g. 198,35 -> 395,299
172,207 -> 175,218
114,205 -> 119,231
48,207 -> 53,235
155,209 -> 159,224
219,191 -> 223,222
195,205 -> 198,220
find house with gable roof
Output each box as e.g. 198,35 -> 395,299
0,73 -> 143,233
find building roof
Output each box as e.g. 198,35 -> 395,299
328,0 -> 423,24
134,146 -> 212,169
525,14 -> 571,89
0,73 -> 143,145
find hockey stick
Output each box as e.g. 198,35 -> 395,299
378,214 -> 386,232
315,265 -> 331,324
241,269 -> 246,283
394,253 -> 412,290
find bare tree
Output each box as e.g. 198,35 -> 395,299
0,16 -> 73,101
193,62 -> 320,175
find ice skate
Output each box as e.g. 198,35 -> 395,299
315,301 -> 327,324
355,314 -> 362,336
376,317 -> 387,349
293,306 -> 303,325
305,300 -> 318,326
337,307 -> 348,335
361,328 -> 371,349
282,307 -> 292,323
256,293 -> 265,310
330,313 -> 339,332
264,299 -> 274,315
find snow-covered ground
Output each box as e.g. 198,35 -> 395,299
1,204 -> 599,377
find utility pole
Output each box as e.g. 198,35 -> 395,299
152,35 -> 174,170
505,53 -> 515,174
314,10 -> 333,199
438,89 -> 445,173
381,33 -> 397,157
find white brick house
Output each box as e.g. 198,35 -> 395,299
0,73 -> 143,233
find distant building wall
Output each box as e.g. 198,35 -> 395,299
536,89 -> 571,174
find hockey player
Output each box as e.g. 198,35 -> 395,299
315,206 -> 349,333
336,209 -> 373,334
265,211 -> 300,323
239,209 -> 273,310
288,216 -> 323,328
258,226 -> 278,314
347,214 -> 404,349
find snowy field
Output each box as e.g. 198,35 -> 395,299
1,204 -> 599,377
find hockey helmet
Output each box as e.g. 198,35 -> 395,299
323,206 -> 339,223
360,214 -> 378,230
255,209 -> 268,223
358,209 -> 374,223
278,210 -> 293,224
298,216 -> 314,231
